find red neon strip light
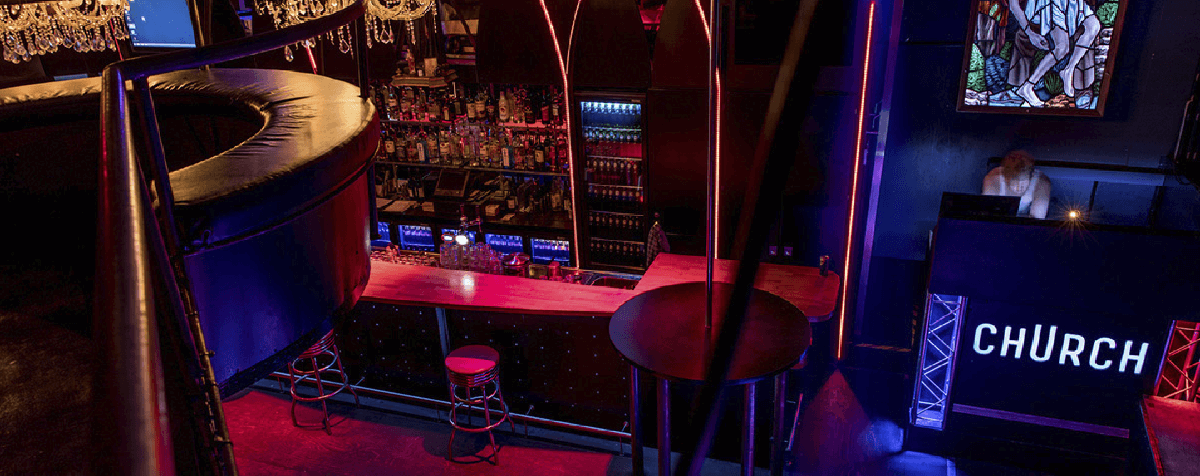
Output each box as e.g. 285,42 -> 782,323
694,0 -> 722,256
537,0 -> 581,266
838,1 -> 876,361
305,45 -> 318,75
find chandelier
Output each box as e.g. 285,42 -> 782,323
254,0 -> 434,61
0,0 -> 130,63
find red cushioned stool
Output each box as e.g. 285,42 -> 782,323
287,330 -> 359,434
446,344 -> 514,464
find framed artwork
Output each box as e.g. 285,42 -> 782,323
957,0 -> 1128,116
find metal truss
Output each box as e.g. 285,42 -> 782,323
1154,320 -> 1200,403
910,294 -> 967,430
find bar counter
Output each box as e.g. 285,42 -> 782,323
342,253 -> 840,443
362,253 -> 841,320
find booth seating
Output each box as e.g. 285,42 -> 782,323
287,330 -> 360,434
445,345 -> 515,464
1138,396 -> 1200,476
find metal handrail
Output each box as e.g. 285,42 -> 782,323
96,2 -> 367,475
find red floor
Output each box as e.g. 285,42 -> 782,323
224,389 -> 634,476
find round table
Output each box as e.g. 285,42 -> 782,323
609,282 -> 810,476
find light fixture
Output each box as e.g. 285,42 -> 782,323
1068,210 -> 1081,220
0,0 -> 131,63
254,0 -> 434,60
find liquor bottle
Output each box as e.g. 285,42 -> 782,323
533,132 -> 546,171
498,89 -> 509,123
399,86 -> 412,120
512,89 -> 524,124
425,127 -> 439,162
551,178 -> 564,211
383,125 -> 396,161
395,128 -> 409,162
438,129 -> 451,164
556,133 -> 568,171
428,89 -> 441,122
540,88 -> 551,124
414,88 -> 427,122
465,84 -> 478,121
475,89 -> 487,124
485,87 -> 497,124
453,83 -> 466,119
501,130 -> 513,169
550,87 -> 561,125
523,88 -> 535,125
385,84 -> 399,121
406,129 -> 419,162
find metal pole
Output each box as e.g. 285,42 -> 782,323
704,0 -> 720,330
742,383 -> 756,476
658,379 -> 671,476
631,367 -> 645,476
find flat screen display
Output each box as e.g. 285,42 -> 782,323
398,225 -> 435,251
485,234 -> 525,255
125,0 -> 198,49
372,221 -> 394,248
441,228 -> 476,244
530,238 -> 570,265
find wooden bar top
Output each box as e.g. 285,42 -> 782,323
635,254 -> 841,322
362,261 -> 637,316
362,253 -> 839,320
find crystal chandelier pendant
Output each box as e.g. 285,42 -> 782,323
284,44 -> 294,61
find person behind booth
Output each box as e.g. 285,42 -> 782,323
982,150 -> 1052,219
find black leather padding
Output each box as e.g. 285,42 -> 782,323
0,68 -> 380,248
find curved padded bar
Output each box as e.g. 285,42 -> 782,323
0,68 -> 379,394
0,68 -> 380,247
152,69 -> 379,247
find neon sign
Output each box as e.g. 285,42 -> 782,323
971,323 -> 1150,374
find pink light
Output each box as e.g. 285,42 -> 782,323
693,0 -> 722,256
304,45 -> 318,75
838,1 -> 876,361
537,0 -> 581,266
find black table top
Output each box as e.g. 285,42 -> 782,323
608,282 -> 810,384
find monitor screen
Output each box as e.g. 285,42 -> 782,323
530,238 -> 570,265
485,234 -> 525,255
398,225 -> 435,251
125,0 -> 198,49
441,228 -> 476,245
939,192 -> 1021,219
372,221 -> 393,248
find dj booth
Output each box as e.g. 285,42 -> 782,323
908,213 -> 1200,468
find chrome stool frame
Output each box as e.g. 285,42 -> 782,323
287,330 -> 359,434
446,347 -> 515,464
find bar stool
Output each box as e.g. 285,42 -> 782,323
445,344 -> 514,464
287,329 -> 359,435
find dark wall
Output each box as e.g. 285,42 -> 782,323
853,0 -> 1200,354
872,0 -> 1200,263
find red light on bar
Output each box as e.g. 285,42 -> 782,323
838,1 -> 876,361
537,0 -> 581,266
694,0 -> 722,256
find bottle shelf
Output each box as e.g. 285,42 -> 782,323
382,119 -> 567,132
378,161 -> 569,177
590,237 -> 646,245
590,262 -> 647,272
588,155 -> 642,162
591,210 -> 644,217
